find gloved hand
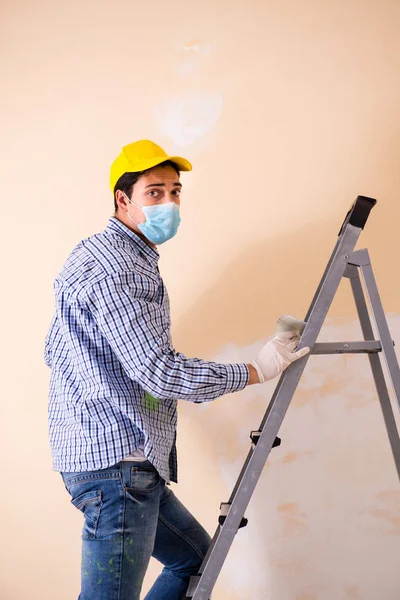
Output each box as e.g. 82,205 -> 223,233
251,331 -> 310,383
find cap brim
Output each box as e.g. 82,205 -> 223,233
167,155 -> 192,171
140,155 -> 192,172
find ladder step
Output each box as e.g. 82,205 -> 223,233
218,502 -> 248,529
250,431 -> 281,448
312,341 -> 385,354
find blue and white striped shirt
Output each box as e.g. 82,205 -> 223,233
45,217 -> 249,482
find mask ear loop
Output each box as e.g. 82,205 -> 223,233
124,193 -> 142,226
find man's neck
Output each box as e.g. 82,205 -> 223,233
113,212 -> 156,249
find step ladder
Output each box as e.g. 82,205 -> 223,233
185,196 -> 400,600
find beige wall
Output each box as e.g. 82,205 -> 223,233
1,0 -> 399,598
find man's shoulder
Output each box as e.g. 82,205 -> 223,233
55,238 -> 106,297
55,228 -> 157,300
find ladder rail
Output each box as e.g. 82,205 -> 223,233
351,251 -> 400,409
349,268 -> 400,478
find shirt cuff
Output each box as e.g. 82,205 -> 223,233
222,363 -> 250,395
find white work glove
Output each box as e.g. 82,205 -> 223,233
251,331 -> 310,384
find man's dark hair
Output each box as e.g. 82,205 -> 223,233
113,160 -> 180,212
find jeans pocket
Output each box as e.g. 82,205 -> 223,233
70,489 -> 103,539
128,466 -> 161,493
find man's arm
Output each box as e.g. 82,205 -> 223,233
86,271 -> 250,402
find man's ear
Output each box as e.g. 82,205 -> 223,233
115,190 -> 129,213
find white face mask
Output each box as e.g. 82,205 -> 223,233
126,195 -> 181,245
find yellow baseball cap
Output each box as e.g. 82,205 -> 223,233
110,139 -> 192,192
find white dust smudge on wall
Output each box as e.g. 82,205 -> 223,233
154,92 -> 223,147
193,315 -> 400,600
154,40 -> 222,147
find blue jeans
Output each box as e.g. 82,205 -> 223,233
60,460 -> 212,600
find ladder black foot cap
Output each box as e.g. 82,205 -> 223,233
250,432 -> 281,448
218,515 -> 248,529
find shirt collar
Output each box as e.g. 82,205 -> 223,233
106,217 -> 160,264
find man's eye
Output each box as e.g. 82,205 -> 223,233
173,189 -> 181,196
148,190 -> 160,197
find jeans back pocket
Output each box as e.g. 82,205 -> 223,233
70,489 -> 103,539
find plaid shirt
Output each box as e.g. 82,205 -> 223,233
44,217 -> 249,483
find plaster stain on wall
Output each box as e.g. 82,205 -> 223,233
271,554 -> 310,575
277,502 -> 308,535
344,388 -> 376,409
154,92 -> 223,147
369,490 -> 400,534
281,451 -> 299,464
192,315 -> 400,599
280,450 -> 313,464
344,585 -> 362,598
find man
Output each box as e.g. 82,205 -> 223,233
44,139 -> 310,600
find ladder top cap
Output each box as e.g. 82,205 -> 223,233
338,195 -> 377,236
356,195 -> 377,208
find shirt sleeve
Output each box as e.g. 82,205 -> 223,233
44,314 -> 57,367
86,270 -> 249,402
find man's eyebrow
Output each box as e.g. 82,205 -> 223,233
144,182 -> 182,188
